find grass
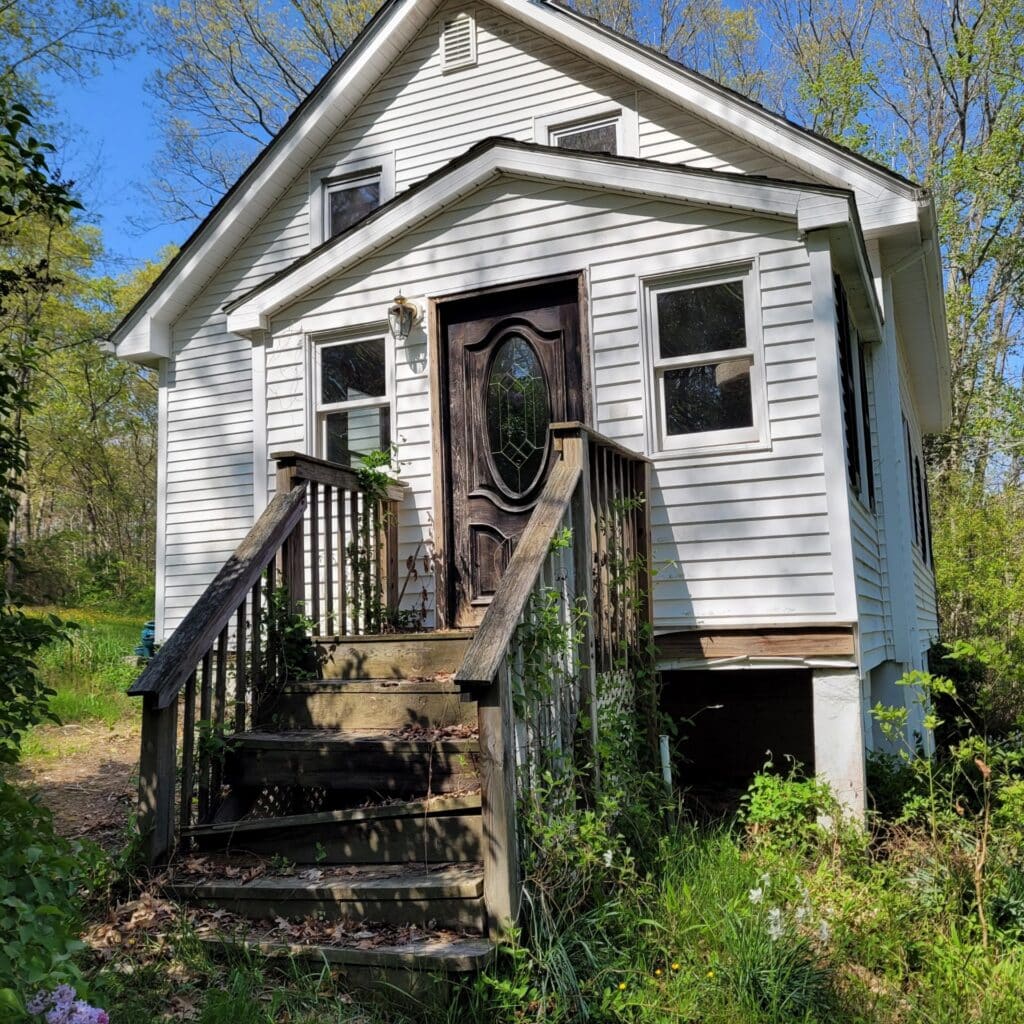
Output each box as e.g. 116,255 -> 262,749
71,806 -> 1024,1024
24,605 -> 146,741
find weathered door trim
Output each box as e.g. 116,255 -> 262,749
428,271 -> 592,629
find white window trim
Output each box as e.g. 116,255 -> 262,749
309,326 -> 395,465
308,152 -> 395,249
642,261 -> 769,458
533,96 -> 640,157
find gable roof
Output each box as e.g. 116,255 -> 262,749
112,0 -> 935,364
224,137 -> 882,340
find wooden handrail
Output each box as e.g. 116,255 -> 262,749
129,485 -> 308,708
456,455 -> 582,688
271,450 -> 407,502
549,421 -> 653,465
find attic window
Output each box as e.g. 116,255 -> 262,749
551,117 -> 619,155
441,12 -> 476,71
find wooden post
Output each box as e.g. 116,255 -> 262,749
478,666 -> 520,940
138,693 -> 178,864
276,463 -> 304,614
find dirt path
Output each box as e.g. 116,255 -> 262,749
13,722 -> 139,852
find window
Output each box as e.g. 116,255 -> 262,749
316,335 -> 391,467
903,412 -> 933,567
551,117 -> 619,155
309,154 -> 394,248
324,171 -> 380,241
835,275 -> 876,509
646,266 -> 763,452
535,101 -> 639,157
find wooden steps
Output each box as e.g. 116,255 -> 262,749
270,677 -> 476,731
317,632 -> 474,681
225,730 -> 481,797
185,794 -> 483,864
169,863 -> 484,929
165,640 -> 493,989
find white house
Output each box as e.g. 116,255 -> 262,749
114,0 -> 949,818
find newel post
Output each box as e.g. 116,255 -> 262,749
275,457 -> 305,614
138,692 -> 179,863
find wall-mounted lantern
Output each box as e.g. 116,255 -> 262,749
388,294 -> 421,342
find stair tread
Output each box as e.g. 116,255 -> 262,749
207,933 -> 494,972
231,730 -> 478,751
170,862 -> 483,900
183,793 -> 481,838
280,677 -> 464,694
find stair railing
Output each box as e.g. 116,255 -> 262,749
455,423 -> 651,936
130,452 -> 405,863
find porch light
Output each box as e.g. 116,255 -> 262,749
388,294 -> 420,341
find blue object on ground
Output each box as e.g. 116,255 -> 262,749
134,620 -> 156,660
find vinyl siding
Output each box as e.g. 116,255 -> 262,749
264,181 -> 834,629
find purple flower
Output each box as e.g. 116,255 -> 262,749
27,993 -> 48,1015
53,985 -> 75,1009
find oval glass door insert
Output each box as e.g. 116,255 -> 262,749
486,334 -> 550,495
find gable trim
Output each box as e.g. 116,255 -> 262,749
224,139 -> 871,336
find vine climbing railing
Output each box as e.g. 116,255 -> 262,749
130,451 -> 405,863
455,423 -> 652,936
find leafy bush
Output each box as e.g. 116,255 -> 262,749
0,607 -> 68,763
0,783 -> 101,1019
740,761 -> 837,852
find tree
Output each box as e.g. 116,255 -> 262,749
145,0 -> 377,221
0,96 -> 80,760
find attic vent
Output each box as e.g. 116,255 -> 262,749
441,12 -> 477,71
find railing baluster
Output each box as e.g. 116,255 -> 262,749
265,561 -> 277,698
209,626 -> 228,816
324,484 -> 334,633
179,670 -> 197,836
197,649 -> 213,823
309,480 -> 321,631
249,575 -> 261,725
339,487 -> 348,636
235,602 -> 247,733
349,490 -> 360,633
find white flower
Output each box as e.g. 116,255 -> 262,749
602,849 -> 613,867
817,920 -> 831,944
767,907 -> 784,941
748,887 -> 764,904
795,903 -> 809,923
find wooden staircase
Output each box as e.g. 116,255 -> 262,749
164,633 -> 492,978
129,428 -> 652,992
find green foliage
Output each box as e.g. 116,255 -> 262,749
0,782 -> 101,1018
740,761 -> 838,853
25,605 -> 140,730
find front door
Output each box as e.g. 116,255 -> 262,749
440,277 -> 585,627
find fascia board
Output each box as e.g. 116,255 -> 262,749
110,0 -> 434,351
227,144 -> 855,332
497,0 -> 921,210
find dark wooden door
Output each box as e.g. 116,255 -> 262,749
441,279 -> 584,627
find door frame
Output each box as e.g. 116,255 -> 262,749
428,270 -> 593,629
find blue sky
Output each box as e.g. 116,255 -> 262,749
46,46 -> 193,275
